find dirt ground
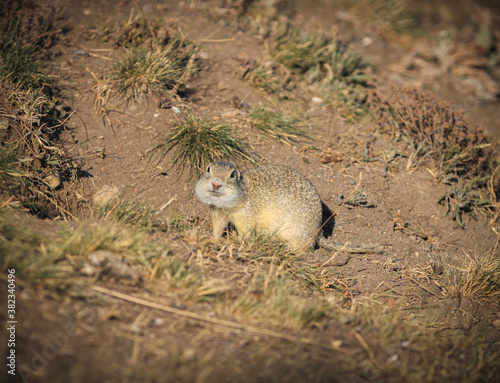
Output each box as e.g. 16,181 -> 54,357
1,0 -> 500,382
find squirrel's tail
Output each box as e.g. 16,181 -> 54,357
318,237 -> 383,253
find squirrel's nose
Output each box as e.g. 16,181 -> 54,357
212,179 -> 222,191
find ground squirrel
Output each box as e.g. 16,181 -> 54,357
195,161 -> 381,253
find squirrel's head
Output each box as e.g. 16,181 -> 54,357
195,161 -> 243,208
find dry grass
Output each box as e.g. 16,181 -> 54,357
370,87 -> 494,179
99,10 -> 165,48
0,17 -> 82,219
322,0 -> 421,36
95,198 -> 172,232
442,250 -> 500,306
369,86 -> 499,226
0,84 -> 81,218
272,29 -> 368,84
0,209 -> 80,291
2,3 -> 500,382
3,203 -> 500,382
240,54 -> 295,98
346,295 -> 499,382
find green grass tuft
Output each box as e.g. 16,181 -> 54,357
221,272 -> 329,329
242,27 -> 370,120
96,199 -> 170,232
272,30 -> 368,85
151,113 -> 254,180
0,210 -> 80,292
247,106 -> 311,145
0,20 -> 50,89
110,40 -> 198,101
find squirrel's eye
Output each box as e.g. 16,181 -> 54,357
230,170 -> 237,178
207,165 -> 211,173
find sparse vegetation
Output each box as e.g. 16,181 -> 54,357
2,1 -> 500,382
349,0 -> 420,35
151,113 -> 254,180
96,198 -> 171,232
99,10 -> 164,48
0,22 -> 50,89
370,87 -> 499,224
347,297 -> 499,382
91,14 -> 198,109
0,210 -> 81,291
241,26 -> 370,120
241,55 -> 295,98
371,87 -> 494,179
247,106 -> 311,145
0,15 -> 81,219
272,30 -> 368,84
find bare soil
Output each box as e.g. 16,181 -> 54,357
1,1 -> 500,382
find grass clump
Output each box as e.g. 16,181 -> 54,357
0,22 -> 49,89
370,87 -> 498,225
272,30 -> 368,84
323,0 -> 421,36
109,40 -> 198,101
100,10 -> 165,48
443,251 -> 500,306
92,15 -> 199,109
242,27 -> 370,120
151,113 -> 253,180
241,56 -> 295,98
96,199 -> 172,232
371,87 -> 494,179
0,210 -> 80,291
247,106 -> 311,145
271,30 -> 370,120
351,0 -> 420,35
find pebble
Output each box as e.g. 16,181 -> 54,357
311,96 -> 324,105
92,185 -> 119,207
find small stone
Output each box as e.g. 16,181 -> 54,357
86,250 -> 141,286
330,340 -> 343,348
387,354 -> 398,363
44,174 -> 60,189
217,81 -> 228,91
0,117 -> 10,130
80,263 -> 97,276
362,37 -> 373,46
92,185 -> 119,207
311,96 -> 324,105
